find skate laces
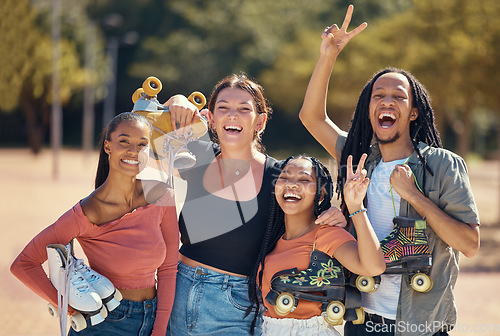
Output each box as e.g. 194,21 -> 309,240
57,243 -> 74,336
74,259 -> 99,282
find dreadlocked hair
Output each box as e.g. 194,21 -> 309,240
336,67 -> 443,220
246,155 -> 333,333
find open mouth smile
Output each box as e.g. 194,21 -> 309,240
224,124 -> 242,134
378,112 -> 396,128
283,192 -> 302,202
122,159 -> 139,165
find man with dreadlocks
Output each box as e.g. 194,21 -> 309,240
299,5 -> 480,336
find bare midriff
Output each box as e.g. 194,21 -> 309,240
117,286 -> 157,302
179,254 -> 247,278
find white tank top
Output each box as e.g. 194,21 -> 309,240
363,157 -> 408,320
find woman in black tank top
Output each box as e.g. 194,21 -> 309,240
166,74 -> 346,335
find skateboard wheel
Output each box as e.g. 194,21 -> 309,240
325,300 -> 345,322
70,313 -> 87,332
352,307 -> 365,325
411,273 -> 433,292
47,303 -> 58,317
132,88 -> 144,103
188,91 -> 206,110
356,275 -> 377,293
143,76 -> 162,97
274,292 -> 295,316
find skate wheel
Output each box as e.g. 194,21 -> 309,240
47,303 -> 58,317
173,150 -> 196,169
411,273 -> 433,292
70,313 -> 87,332
188,91 -> 206,110
356,275 -> 377,293
274,292 -> 295,316
143,76 -> 162,97
325,300 -> 345,323
132,88 -> 144,103
352,307 -> 365,325
323,312 -> 343,326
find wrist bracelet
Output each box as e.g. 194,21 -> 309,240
349,208 -> 367,218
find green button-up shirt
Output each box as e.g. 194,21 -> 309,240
337,135 -> 480,335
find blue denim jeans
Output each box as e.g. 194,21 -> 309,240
167,262 -> 262,335
68,297 -> 157,336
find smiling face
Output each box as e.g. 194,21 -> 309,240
104,120 -> 150,176
275,158 -> 318,218
368,72 -> 418,145
209,87 -> 266,150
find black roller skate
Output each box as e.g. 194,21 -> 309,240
354,217 -> 433,293
265,250 -> 364,326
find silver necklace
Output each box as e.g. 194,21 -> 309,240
286,221 -> 316,240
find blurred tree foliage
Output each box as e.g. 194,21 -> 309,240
260,0 -> 500,156
0,0 -> 106,153
1,0 -> 498,157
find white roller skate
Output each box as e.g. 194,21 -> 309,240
47,243 -> 107,334
74,258 -> 123,312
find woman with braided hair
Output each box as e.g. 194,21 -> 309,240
299,5 -> 479,336
255,154 -> 384,335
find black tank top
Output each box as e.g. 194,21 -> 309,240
178,141 -> 281,276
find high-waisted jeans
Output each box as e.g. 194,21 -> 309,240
68,297 -> 157,336
167,261 -> 262,335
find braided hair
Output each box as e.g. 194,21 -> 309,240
336,67 -> 443,219
247,155 -> 334,333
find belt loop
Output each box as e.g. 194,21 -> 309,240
222,274 -> 229,290
127,300 -> 133,317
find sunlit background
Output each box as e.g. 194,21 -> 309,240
0,0 -> 499,335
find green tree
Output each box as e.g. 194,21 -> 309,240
128,0 -> 333,98
0,0 -> 105,153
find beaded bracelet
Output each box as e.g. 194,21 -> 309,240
349,208 -> 367,218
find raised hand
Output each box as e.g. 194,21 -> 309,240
163,94 -> 201,133
320,5 -> 367,58
343,153 -> 370,210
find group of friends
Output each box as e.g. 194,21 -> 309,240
11,6 -> 479,336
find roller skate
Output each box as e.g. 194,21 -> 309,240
354,217 -> 433,293
74,258 -> 123,312
265,250 -> 364,326
131,76 -> 208,171
47,243 -> 107,333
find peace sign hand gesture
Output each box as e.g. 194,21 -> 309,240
343,153 -> 370,211
320,5 -> 367,58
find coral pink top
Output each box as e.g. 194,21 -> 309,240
10,189 -> 179,336
260,225 -> 355,319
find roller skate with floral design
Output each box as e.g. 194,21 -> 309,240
354,217 -> 433,293
265,250 -> 364,326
